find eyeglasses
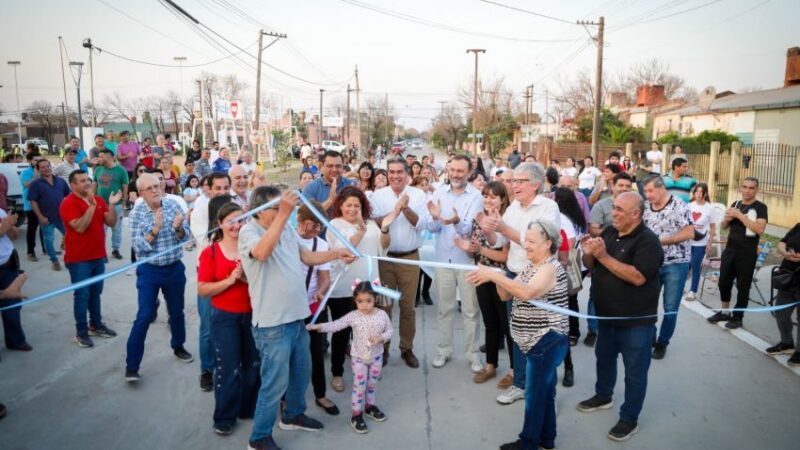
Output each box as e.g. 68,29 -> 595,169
141,184 -> 160,193
510,179 -> 530,185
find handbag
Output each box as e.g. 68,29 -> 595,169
772,266 -> 800,290
565,239 -> 583,295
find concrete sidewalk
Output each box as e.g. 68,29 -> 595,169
1,228 -> 798,450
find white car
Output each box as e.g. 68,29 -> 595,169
322,140 -> 346,153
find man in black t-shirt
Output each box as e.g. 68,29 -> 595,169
576,192 -> 664,442
707,177 -> 768,329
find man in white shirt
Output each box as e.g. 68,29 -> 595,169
371,158 -> 428,369
483,162 -> 560,405
647,141 -> 664,175
425,155 -> 484,374
228,165 -> 250,208
239,150 -> 257,176
300,141 -> 312,161
52,149 -> 82,182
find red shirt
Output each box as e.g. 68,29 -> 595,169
59,193 -> 109,263
198,242 -> 251,313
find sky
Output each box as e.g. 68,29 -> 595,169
0,0 -> 797,131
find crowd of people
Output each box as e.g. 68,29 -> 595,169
0,133 -> 797,450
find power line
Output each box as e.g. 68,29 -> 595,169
478,0 -> 576,25
92,41 -> 259,68
612,0 -> 723,31
339,0 -> 579,43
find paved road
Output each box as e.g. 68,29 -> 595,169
1,158 -> 798,449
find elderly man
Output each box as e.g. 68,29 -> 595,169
189,171 -> 232,391
642,176 -> 694,360
28,159 -> 71,271
426,155 -> 484,373
93,149 -> 129,260
239,150 -> 257,176
195,148 -> 212,180
228,165 -> 250,207
53,149 -> 82,182
371,158 -> 428,368
60,170 -> 121,348
707,177 -> 768,329
488,162 -> 559,404
240,186 -> 354,450
577,192 -> 664,442
302,150 -> 355,211
125,173 -> 192,382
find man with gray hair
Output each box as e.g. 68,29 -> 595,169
240,186 -> 355,450
642,175 -> 694,360
481,162 -> 560,405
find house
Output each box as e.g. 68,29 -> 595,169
611,85 -> 686,130
652,47 -> 800,145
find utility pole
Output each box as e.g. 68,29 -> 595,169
58,37 -> 70,143
254,29 -> 287,162
7,61 -> 22,145
69,61 -> 84,146
346,84 -> 352,146
174,56 -> 187,143
466,49 -> 486,154
578,16 -> 604,160
319,89 -> 325,145
545,88 -> 549,141
82,39 -> 97,129
523,86 -> 531,154
384,93 -> 389,145
199,78 -> 206,147
355,66 -> 362,154
438,100 -> 447,116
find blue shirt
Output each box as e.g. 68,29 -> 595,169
662,173 -> 697,204
426,183 -> 484,265
74,148 -> 88,171
20,167 -> 35,211
212,158 -> 232,174
302,175 -> 355,204
130,197 -> 190,266
28,176 -> 71,222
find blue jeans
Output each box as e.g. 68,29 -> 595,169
126,261 -> 187,371
519,331 -> 568,450
250,320 -> 311,442
595,323 -> 655,423
579,188 -> 592,201
66,258 -> 105,336
689,246 -> 706,293
0,267 -> 27,349
211,307 -> 260,427
105,204 -> 123,251
41,219 -> 65,262
587,292 -> 598,334
657,262 -> 689,346
198,295 -> 214,372
506,271 -> 526,389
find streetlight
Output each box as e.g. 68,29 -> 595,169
7,61 -> 22,146
69,61 -> 85,147
82,38 -> 96,129
174,56 -> 187,144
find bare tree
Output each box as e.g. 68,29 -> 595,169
27,101 -> 59,147
220,74 -> 249,102
620,59 -> 694,101
102,92 -> 139,134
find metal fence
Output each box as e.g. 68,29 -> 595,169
739,143 -> 798,196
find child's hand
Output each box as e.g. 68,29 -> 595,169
306,324 -> 321,332
368,336 -> 383,346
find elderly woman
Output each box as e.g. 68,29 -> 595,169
467,219 -> 569,450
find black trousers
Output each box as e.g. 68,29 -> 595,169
25,211 -> 44,256
327,296 -> 355,377
476,281 -> 513,367
718,247 -> 758,319
305,309 -> 329,399
418,269 -> 432,297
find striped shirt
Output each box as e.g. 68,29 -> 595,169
510,256 -> 569,353
130,197 -> 190,266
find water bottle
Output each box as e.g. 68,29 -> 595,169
745,208 -> 757,237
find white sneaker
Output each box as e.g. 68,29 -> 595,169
470,354 -> 484,373
496,385 -> 525,405
125,268 -> 135,277
685,291 -> 696,301
432,353 -> 449,368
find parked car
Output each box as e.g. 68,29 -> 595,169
23,138 -> 51,154
391,142 -> 406,155
412,140 -> 422,150
322,140 -> 346,153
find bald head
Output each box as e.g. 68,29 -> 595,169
228,164 -> 249,196
612,191 -> 644,234
558,175 -> 576,190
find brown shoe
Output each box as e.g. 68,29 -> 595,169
52,261 -> 62,271
401,350 -> 419,368
331,376 -> 345,392
473,366 -> 497,384
497,372 -> 513,390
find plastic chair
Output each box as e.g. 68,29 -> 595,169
699,240 -> 772,305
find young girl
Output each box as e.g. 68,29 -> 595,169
183,175 -> 201,210
307,281 -> 393,434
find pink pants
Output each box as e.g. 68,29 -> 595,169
351,353 -> 383,415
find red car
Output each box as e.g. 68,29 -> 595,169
390,142 -> 406,155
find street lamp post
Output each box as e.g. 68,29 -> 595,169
82,39 -> 96,129
69,62 -> 85,147
466,49 -> 486,154
7,61 -> 22,146
174,56 -> 187,145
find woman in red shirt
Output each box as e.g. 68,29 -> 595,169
198,200 -> 258,436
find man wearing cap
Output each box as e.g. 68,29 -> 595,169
53,149 -> 82,183
116,131 -> 140,180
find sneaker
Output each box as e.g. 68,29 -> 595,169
766,343 -> 796,355
111,250 -> 123,260
74,334 -> 94,348
725,318 -> 743,329
576,395 -> 613,412
479,344 -> 487,353
27,253 -> 38,262
200,371 -> 213,391
652,342 -> 667,360
499,439 -> 522,450
350,414 -> 368,434
212,423 -> 233,436
125,369 -> 140,382
278,414 -> 324,432
364,404 -> 387,422
125,268 -> 136,277
562,367 -> 574,387
788,353 -> 800,366
607,419 -> 639,442
173,346 -> 194,363
52,261 -> 62,271
584,332 -> 597,347
432,353 -> 449,368
470,354 -> 484,373
248,436 -> 282,450
496,385 -> 525,405
88,323 -> 117,338
685,291 -> 696,301
707,311 -> 731,324
568,335 -> 579,346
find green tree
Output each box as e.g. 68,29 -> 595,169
272,129 -> 292,171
